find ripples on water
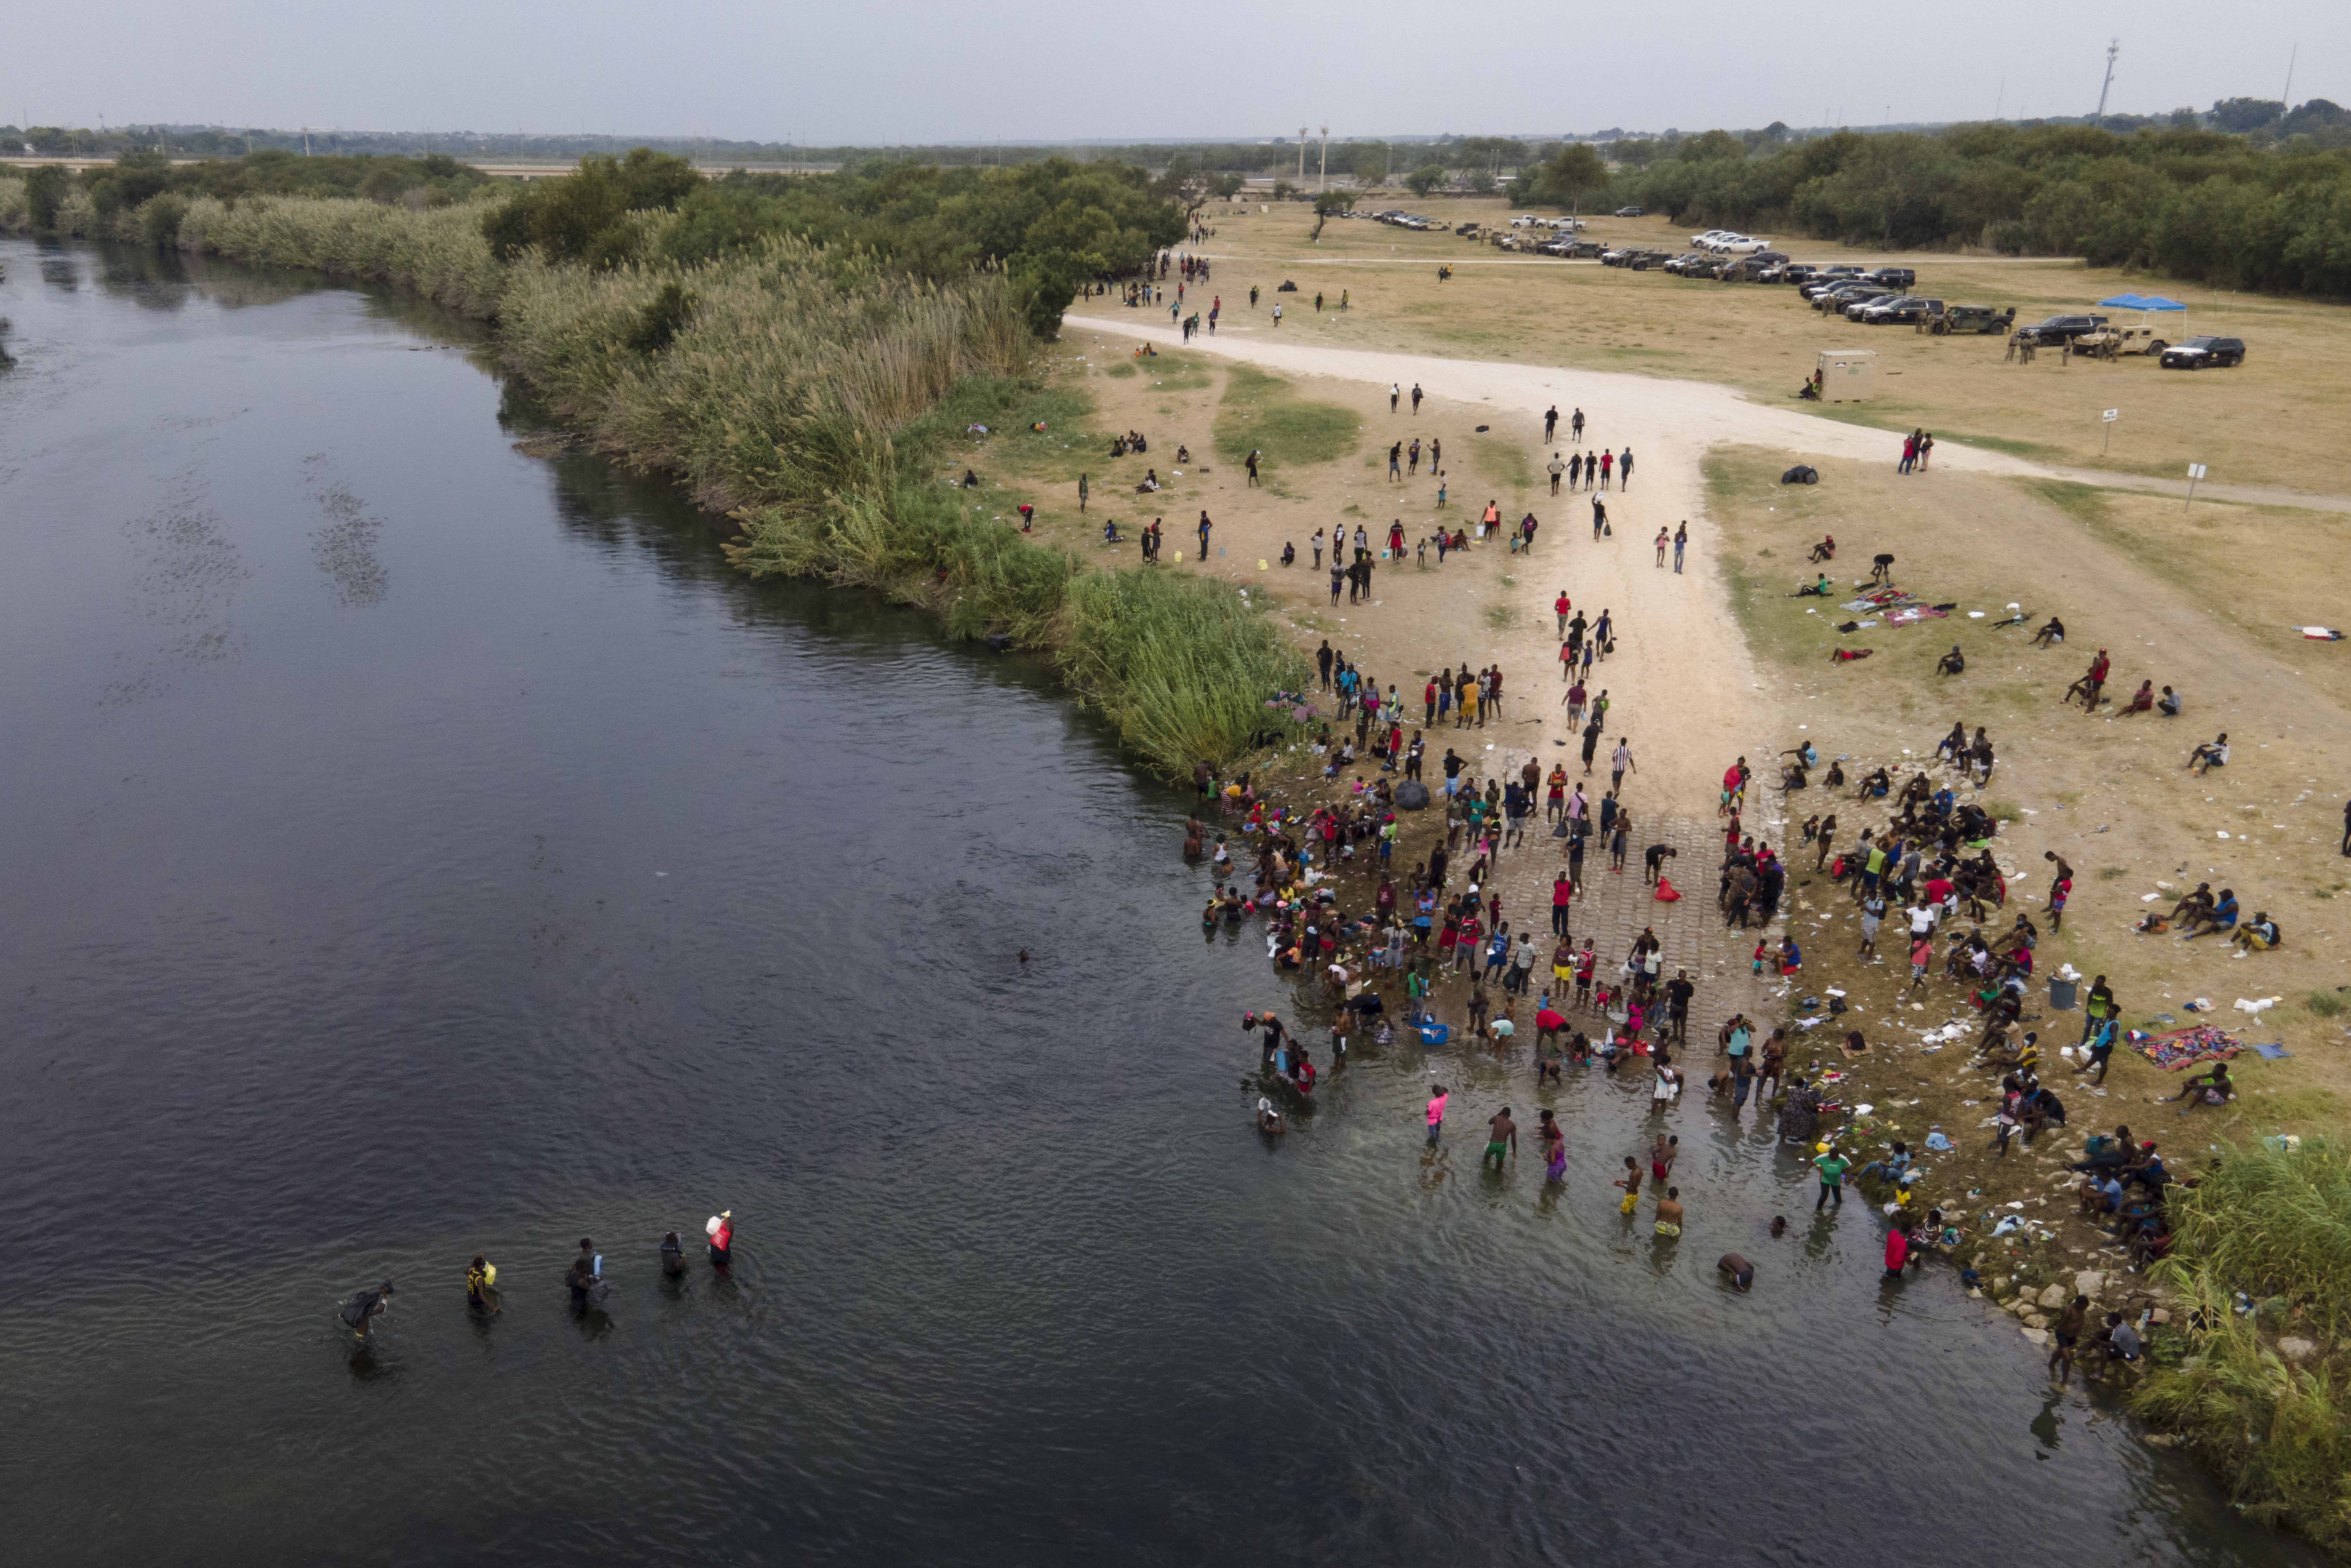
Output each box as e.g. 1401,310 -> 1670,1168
0,240 -> 2316,1566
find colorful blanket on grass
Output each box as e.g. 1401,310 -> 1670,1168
1841,587 -> 1917,612
1884,605 -> 1950,627
2132,1024 -> 2244,1071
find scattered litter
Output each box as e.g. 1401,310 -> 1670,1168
2235,996 -> 2282,1015
2250,1041 -> 2293,1061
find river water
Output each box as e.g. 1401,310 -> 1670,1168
0,238 -> 2316,1567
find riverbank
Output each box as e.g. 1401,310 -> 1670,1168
10,186 -> 1312,776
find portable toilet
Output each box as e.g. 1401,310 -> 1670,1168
1816,349 -> 1879,401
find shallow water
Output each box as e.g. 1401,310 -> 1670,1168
0,238 -> 2318,1566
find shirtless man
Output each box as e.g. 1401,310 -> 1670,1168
1718,1253 -> 1755,1292
1484,1106 -> 1519,1170
1654,1186 -> 1685,1238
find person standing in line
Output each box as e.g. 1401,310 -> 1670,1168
1598,450 -> 1614,490
1411,383 -> 1424,415
1585,450 -> 1599,491
1619,448 -> 1634,490
1555,589 -> 1573,636
1568,451 -> 1583,490
1611,738 -> 1636,793
1673,522 -> 1688,573
1571,408 -> 1586,442
1548,452 -> 1566,495
1544,405 -> 1559,441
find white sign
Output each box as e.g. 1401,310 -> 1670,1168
2102,409 -> 2120,423
2188,463 -> 2208,479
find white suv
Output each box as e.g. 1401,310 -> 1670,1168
1689,229 -> 1734,248
1713,234 -> 1775,254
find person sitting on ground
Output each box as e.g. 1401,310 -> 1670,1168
1808,535 -> 1837,563
1135,469 -> 1161,494
2229,911 -> 2281,952
2157,685 -> 2181,716
1792,574 -> 1832,598
2168,883 -> 2215,925
1936,645 -> 1965,676
2031,616 -> 2065,648
2171,1062 -> 2234,1112
2118,680 -> 2154,715
2180,887 -> 2238,941
961,469 -> 981,488
1174,444 -> 1190,464
1280,541 -> 1295,566
2188,732 -> 2229,774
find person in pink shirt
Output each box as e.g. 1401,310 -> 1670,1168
1426,1085 -> 1449,1146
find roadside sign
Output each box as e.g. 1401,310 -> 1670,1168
2188,463 -> 2208,479
2101,407 -> 2120,453
2102,409 -> 2119,422
2185,462 -> 2208,511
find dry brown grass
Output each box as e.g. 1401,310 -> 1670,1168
1196,197 -> 2351,497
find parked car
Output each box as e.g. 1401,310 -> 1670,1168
1661,252 -> 1709,275
1616,206 -> 1644,217
1536,237 -> 1603,258
1714,234 -> 1776,254
1625,250 -> 1672,271
1724,252 -> 1790,280
1817,285 -> 1892,313
1688,229 -> 1734,248
1858,296 -> 1945,325
1800,272 -> 1869,300
2159,335 -> 2248,369
1934,305 -> 2015,335
1510,214 -> 1544,228
1860,266 -> 1917,289
2014,313 -> 2108,346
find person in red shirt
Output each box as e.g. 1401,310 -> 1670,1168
2080,650 -> 2112,711
707,1210 -> 735,1269
1883,1224 -> 1912,1281
1555,591 -> 1573,635
1551,871 -> 1574,935
1424,677 -> 1439,724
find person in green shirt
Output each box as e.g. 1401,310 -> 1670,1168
1813,1145 -> 1850,1210
2078,974 -> 2114,1045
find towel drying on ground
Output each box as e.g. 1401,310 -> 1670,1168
2131,1024 -> 2244,1071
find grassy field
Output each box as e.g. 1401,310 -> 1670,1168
1196,197 -> 2351,497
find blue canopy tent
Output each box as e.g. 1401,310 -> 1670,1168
2097,293 -> 2189,312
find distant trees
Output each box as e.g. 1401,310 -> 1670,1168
1614,120 -> 2351,296
1309,189 -> 1358,242
1510,143 -> 1610,209
1403,163 -> 1446,197
482,148 -> 699,268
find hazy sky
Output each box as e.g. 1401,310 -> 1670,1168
10,0 -> 2344,143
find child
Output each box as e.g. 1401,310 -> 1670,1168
2050,876 -> 2071,933
1574,942 -> 1597,1008
1650,1132 -> 1679,1184
1539,1110 -> 1566,1183
1909,934 -> 1934,991
1752,939 -> 1769,975
1613,1156 -> 1641,1215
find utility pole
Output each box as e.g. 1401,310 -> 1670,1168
1318,125 -> 1328,193
2282,45 -> 2297,113
1297,126 -> 1307,185
2093,39 -> 2119,125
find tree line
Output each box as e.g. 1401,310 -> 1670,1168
1512,115 -> 2351,298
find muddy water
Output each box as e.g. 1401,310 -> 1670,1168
0,238 -> 2315,1566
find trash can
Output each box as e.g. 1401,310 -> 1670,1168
2049,978 -> 2078,1012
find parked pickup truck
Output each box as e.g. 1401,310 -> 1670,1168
1854,296 -> 1944,325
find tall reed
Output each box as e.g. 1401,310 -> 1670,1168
2136,1139 -> 2351,1552
175,194 -> 507,318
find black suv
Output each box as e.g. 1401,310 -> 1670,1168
1861,267 -> 1917,289
2015,313 -> 2109,346
2160,336 -> 2248,369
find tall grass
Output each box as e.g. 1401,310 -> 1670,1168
12,189 -> 1303,773
0,176 -> 27,232
175,194 -> 507,318
2137,1139 -> 2351,1552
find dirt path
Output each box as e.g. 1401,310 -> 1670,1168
1068,308 -> 2037,813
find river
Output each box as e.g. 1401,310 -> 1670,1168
0,237 -> 2317,1567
